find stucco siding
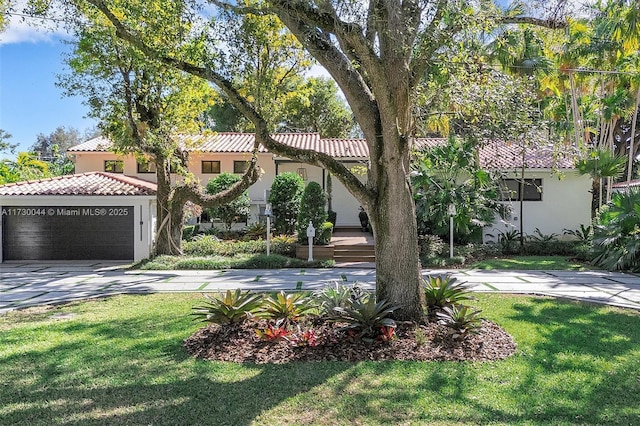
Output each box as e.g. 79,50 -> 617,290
485,170 -> 592,241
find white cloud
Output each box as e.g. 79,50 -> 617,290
1,1 -> 70,45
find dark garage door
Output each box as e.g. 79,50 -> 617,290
2,206 -> 134,260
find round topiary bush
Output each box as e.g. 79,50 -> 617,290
205,172 -> 251,232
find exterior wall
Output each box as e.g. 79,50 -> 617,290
484,170 -> 592,242
71,151 -> 591,239
73,151 -> 277,225
0,195 -> 156,262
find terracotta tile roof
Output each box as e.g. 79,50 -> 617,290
68,133 -> 576,169
611,179 -> 640,189
320,138 -> 369,158
414,139 -> 575,170
0,172 -> 157,196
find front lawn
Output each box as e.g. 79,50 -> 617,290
1,293 -> 638,425
469,256 -> 590,271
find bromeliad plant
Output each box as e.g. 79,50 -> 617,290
332,294 -> 399,341
191,290 -> 264,324
259,291 -> 317,324
314,281 -> 367,318
423,274 -> 475,313
255,319 -> 290,341
436,305 -> 483,341
287,324 -> 320,347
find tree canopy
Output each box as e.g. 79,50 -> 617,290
41,0 -> 574,320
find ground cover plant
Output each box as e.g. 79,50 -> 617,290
1,293 -> 638,425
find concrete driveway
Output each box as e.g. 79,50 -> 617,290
1,261 -> 640,314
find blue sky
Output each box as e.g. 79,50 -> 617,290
1,18 -> 97,159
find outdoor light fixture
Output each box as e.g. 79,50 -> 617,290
297,167 -> 307,180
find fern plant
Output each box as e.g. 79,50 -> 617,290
436,304 -> 483,341
423,275 -> 475,312
191,290 -> 263,324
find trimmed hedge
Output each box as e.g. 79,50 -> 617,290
183,235 -> 298,257
140,254 -> 334,270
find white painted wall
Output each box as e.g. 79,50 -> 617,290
484,170 -> 592,242
0,195 -> 156,262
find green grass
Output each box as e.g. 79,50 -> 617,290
1,294 -> 639,425
469,256 -> 591,271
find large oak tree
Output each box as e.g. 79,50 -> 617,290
65,0 -> 567,320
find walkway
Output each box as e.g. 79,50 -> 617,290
1,261 -> 640,314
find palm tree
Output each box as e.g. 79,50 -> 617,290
576,148 -> 626,210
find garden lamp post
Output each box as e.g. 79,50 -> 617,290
306,221 -> 315,261
448,203 -> 456,259
265,203 -> 272,256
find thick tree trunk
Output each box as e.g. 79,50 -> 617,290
368,155 -> 424,322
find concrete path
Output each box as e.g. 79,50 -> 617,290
1,261 -> 640,314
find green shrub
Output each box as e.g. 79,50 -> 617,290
497,229 -> 522,254
316,222 -> 334,245
527,228 -> 559,242
296,181 -> 328,244
456,243 -> 501,262
563,224 -> 593,243
271,235 -> 298,257
573,243 -> 592,261
418,234 -> 445,259
423,274 -> 474,313
183,236 -> 263,256
521,240 -> 577,256
592,190 -> 640,271
269,172 -> 305,235
205,173 -> 251,232
173,254 -> 333,269
191,290 -> 264,324
182,225 -> 198,241
174,257 -> 233,269
244,222 -> 267,240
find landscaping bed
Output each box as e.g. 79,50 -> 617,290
185,317 -> 516,364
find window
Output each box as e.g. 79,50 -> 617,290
137,160 -> 156,174
104,160 -> 124,174
202,160 -> 221,174
500,178 -> 542,201
233,160 -> 248,174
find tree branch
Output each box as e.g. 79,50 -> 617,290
499,16 -> 568,29
85,0 -> 375,204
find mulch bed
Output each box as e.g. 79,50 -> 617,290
184,318 -> 517,364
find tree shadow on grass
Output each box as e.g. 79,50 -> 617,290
282,297 -> 640,425
2,295 -> 639,425
1,305 -> 350,425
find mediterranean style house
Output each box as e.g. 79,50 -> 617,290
67,132 -> 592,240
